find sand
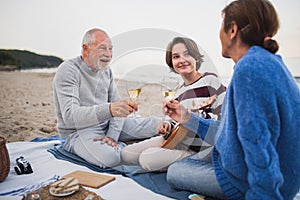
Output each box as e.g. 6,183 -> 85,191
0,71 -> 164,143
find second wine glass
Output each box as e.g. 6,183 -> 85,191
160,75 -> 181,127
161,76 -> 181,101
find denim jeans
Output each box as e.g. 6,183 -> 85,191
166,147 -> 227,199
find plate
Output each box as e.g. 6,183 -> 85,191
49,187 -> 76,197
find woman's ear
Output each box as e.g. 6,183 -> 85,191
229,22 -> 238,40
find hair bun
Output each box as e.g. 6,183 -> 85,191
263,39 -> 279,53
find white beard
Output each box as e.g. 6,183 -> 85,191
95,58 -> 110,72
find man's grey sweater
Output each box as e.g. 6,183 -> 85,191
53,56 -> 123,141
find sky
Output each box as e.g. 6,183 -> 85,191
0,0 -> 300,78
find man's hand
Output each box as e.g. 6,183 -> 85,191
110,99 -> 138,117
93,136 -> 118,148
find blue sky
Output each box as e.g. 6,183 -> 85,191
0,0 -> 299,77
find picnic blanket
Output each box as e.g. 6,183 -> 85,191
45,136 -> 300,200
0,140 -> 175,200
47,143 -> 191,199
2,136 -> 299,200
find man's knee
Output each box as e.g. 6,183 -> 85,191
96,147 -> 121,167
78,145 -> 121,168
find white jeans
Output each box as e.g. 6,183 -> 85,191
121,135 -> 193,171
63,117 -> 160,168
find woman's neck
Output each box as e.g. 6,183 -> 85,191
182,71 -> 202,85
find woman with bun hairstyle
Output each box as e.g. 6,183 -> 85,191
165,0 -> 300,199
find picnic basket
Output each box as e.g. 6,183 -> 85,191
0,136 -> 10,182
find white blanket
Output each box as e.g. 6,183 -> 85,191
1,141 -> 299,200
0,141 -> 173,200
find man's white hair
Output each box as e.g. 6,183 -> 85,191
81,28 -> 107,53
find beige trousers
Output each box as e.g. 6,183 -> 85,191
121,135 -> 193,171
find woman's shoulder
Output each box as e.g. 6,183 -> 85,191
200,72 -> 225,88
202,72 -> 218,78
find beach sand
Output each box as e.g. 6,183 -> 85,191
0,71 -> 164,143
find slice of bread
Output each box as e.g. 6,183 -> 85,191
50,177 -> 80,194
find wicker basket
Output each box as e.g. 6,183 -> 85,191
0,136 -> 10,182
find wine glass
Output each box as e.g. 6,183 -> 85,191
126,80 -> 143,117
160,75 -> 181,132
161,76 -> 181,101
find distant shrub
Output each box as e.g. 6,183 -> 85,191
0,49 -> 63,70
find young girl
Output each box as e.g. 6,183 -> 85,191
121,37 -> 226,171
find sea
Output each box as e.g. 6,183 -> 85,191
21,65 -> 300,88
21,65 -> 233,86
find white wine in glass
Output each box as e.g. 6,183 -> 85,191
161,76 -> 181,101
162,90 -> 176,100
161,75 -> 181,123
126,81 -> 143,117
128,88 -> 142,101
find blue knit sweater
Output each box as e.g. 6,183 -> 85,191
184,46 -> 300,199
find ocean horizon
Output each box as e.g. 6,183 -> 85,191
21,56 -> 300,88
20,65 -> 234,86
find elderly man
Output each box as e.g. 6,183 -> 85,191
53,28 -> 159,168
